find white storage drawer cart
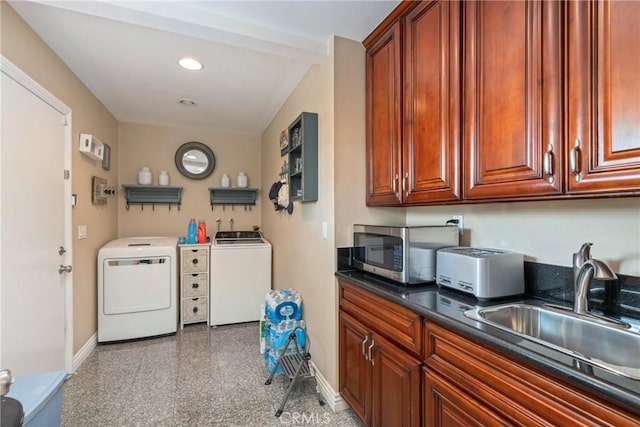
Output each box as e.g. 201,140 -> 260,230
179,243 -> 210,327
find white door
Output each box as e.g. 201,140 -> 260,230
1,58 -> 72,376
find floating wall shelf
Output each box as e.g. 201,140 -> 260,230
79,133 -> 105,161
122,184 -> 183,210
209,187 -> 258,208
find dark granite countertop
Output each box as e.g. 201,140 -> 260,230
336,270 -> 640,416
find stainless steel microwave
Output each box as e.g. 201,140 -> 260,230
352,225 -> 459,284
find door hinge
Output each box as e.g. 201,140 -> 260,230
64,169 -> 70,180
61,117 -> 69,126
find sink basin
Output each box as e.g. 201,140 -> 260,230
464,303 -> 640,380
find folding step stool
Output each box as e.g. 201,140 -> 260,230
264,326 -> 325,417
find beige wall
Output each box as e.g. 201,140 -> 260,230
333,38 -> 405,248
406,198 -> 640,276
117,122 -> 262,237
1,2 -> 119,354
261,36 -> 407,393
261,39 -> 338,388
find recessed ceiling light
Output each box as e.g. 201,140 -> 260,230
178,99 -> 197,107
178,57 -> 204,71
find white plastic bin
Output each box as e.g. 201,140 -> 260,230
7,371 -> 66,426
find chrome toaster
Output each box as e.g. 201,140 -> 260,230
436,247 -> 524,300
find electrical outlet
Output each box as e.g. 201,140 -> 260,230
452,215 -> 464,235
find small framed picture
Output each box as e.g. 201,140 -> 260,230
279,129 -> 288,156
102,143 -> 111,170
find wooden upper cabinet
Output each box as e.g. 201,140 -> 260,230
463,1 -> 563,199
567,0 -> 640,194
403,1 -> 461,204
366,21 -> 403,206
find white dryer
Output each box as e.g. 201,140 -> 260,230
98,236 -> 178,342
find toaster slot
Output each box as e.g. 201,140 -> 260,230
458,281 -> 474,292
437,275 -> 451,286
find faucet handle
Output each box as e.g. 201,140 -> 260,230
574,242 -> 593,265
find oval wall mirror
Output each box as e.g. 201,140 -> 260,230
175,141 -> 215,180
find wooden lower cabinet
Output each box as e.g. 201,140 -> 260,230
423,367 -> 503,427
423,321 -> 640,426
339,310 -> 421,427
339,310 -> 370,424
372,332 -> 421,427
338,280 -> 639,426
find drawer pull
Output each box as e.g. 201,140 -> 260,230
192,283 -> 199,289
192,258 -> 198,265
192,307 -> 198,314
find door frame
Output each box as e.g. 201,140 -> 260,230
1,56 -> 73,373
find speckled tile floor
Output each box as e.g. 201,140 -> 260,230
62,322 -> 362,427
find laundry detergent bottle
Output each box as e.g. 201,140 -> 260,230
197,220 -> 207,244
187,218 -> 197,244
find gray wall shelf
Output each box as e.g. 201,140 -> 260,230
208,187 -> 258,207
122,184 -> 183,210
288,112 -> 318,202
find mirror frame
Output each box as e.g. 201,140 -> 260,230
174,141 -> 216,180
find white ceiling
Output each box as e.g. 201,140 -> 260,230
9,0 -> 400,134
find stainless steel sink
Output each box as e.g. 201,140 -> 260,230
464,303 -> 640,380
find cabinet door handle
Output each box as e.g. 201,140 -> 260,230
368,339 -> 375,366
362,335 -> 369,360
570,139 -> 581,182
392,174 -> 398,193
543,143 -> 554,183
402,172 -> 409,197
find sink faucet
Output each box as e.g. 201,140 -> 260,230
574,258 -> 617,315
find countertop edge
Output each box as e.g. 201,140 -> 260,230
335,271 -> 640,417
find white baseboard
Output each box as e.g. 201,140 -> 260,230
310,361 -> 349,412
72,333 -> 97,373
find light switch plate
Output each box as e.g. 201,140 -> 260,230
78,225 -> 87,239
322,221 -> 328,239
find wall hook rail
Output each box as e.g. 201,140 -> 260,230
122,184 -> 182,212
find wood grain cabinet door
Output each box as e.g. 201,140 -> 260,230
371,333 -> 421,427
339,311 -> 371,425
567,0 -> 640,194
423,368 -> 504,427
463,0 -> 563,199
403,1 -> 462,204
366,21 -> 403,206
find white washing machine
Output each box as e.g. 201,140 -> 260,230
98,236 -> 178,342
210,231 -> 272,326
